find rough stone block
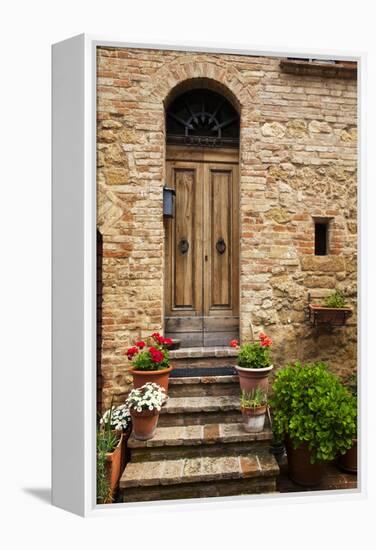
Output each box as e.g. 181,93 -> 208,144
300,255 -> 346,272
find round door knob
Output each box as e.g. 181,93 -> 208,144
216,238 -> 226,255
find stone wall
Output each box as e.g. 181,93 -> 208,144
96,47 -> 357,409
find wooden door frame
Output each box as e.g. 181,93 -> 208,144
166,145 -> 239,164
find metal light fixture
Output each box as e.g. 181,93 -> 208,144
163,186 -> 175,218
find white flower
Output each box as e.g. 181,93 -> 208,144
100,403 -> 131,431
126,382 -> 165,412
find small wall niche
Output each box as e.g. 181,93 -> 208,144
313,217 -> 332,256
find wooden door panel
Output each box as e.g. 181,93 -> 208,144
203,331 -> 239,347
210,169 -> 232,308
165,316 -> 203,333
204,163 -> 239,319
174,168 -> 195,308
203,316 -> 239,331
165,162 -> 203,319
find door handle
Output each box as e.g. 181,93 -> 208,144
216,237 -> 226,255
178,238 -> 189,255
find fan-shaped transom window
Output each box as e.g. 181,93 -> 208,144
166,88 -> 239,148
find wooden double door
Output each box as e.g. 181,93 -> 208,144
164,147 -> 239,347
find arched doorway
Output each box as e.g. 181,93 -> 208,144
164,87 -> 240,347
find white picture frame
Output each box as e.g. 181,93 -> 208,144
52,34 -> 366,517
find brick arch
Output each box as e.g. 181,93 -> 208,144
148,58 -> 253,108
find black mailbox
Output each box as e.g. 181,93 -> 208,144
163,187 -> 176,218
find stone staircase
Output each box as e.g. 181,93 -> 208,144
119,348 -> 280,502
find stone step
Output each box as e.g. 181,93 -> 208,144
128,421 -> 272,461
169,346 -> 238,371
120,450 -> 279,502
168,375 -> 240,398
159,395 -> 241,426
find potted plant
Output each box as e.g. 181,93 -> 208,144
337,373 -> 358,473
126,382 -> 165,441
100,403 -> 132,471
126,332 -> 173,394
97,429 -> 121,504
270,361 -> 357,487
240,388 -> 268,433
96,403 -> 132,503
308,290 -> 352,326
231,333 -> 273,393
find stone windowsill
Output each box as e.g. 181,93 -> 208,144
280,59 -> 357,79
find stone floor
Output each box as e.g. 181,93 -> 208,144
277,456 -> 358,492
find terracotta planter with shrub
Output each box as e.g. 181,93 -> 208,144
270,362 -> 357,488
105,432 -> 124,495
130,409 -> 159,440
285,438 -> 324,487
337,438 -> 357,473
232,333 -> 273,393
235,364 -> 273,393
126,332 -> 174,395
241,404 -> 267,433
130,365 -> 173,394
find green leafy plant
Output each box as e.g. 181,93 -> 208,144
231,333 -> 272,370
270,362 -> 357,463
240,387 -> 267,409
324,290 -> 346,308
96,427 -> 120,504
96,404 -> 121,504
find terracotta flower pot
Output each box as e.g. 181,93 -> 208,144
105,432 -> 123,497
130,365 -> 173,395
337,438 -> 357,473
308,304 -> 352,326
165,339 -> 180,350
130,408 -> 159,440
235,364 -> 273,393
241,405 -> 267,433
285,437 -> 324,487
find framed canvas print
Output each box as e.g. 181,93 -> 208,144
52,35 -> 365,516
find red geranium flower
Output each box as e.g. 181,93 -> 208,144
149,346 -> 164,363
163,337 -> 173,345
136,341 -> 146,349
151,332 -> 164,345
230,339 -> 239,348
259,333 -> 272,347
126,346 -> 139,359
